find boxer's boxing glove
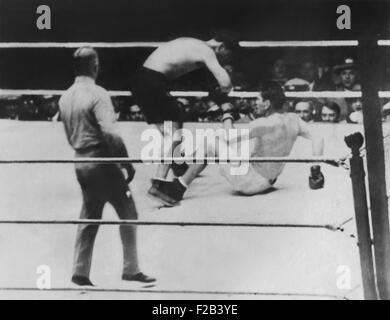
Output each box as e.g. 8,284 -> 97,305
309,165 -> 325,190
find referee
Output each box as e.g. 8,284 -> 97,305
59,47 -> 155,286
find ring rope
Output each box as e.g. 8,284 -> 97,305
0,287 -> 347,299
335,218 -> 354,231
0,219 -> 345,232
0,40 -> 360,49
3,89 -> 390,99
378,40 -> 390,46
0,156 -> 344,167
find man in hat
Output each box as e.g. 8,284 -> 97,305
327,57 -> 361,120
334,57 -> 361,91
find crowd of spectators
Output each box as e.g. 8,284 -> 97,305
0,95 -> 60,121
1,56 -> 390,124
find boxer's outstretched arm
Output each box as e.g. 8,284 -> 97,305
298,118 -> 324,156
310,135 -> 324,156
202,49 -> 232,93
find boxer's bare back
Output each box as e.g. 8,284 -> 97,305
144,37 -> 232,91
228,112 -> 323,180
250,113 -> 320,180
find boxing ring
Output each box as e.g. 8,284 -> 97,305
0,39 -> 389,300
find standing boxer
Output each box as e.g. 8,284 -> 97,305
60,47 -> 155,286
131,32 -> 240,205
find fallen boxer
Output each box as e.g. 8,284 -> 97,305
150,81 -> 325,206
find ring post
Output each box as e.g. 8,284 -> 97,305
358,33 -> 390,299
345,132 -> 377,300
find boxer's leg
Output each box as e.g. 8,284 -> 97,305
148,132 -> 228,205
204,138 -> 272,195
219,164 -> 273,195
154,121 -> 183,180
178,134 -> 222,186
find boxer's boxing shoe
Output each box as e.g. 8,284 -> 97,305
148,179 -> 175,206
171,162 -> 189,177
71,275 -> 95,287
148,178 -> 185,207
122,272 -> 156,283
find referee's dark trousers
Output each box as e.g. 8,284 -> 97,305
73,146 -> 139,278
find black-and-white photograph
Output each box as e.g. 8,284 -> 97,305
1,0 -> 390,303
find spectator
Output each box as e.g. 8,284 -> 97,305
177,98 -> 191,112
236,98 -> 255,123
224,65 -> 249,90
19,96 -> 40,121
233,97 -> 249,113
321,102 -> 341,123
2,96 -> 20,120
177,98 -> 200,122
294,100 -> 315,122
270,58 -> 289,87
204,100 -> 221,122
325,57 -> 360,121
299,61 -> 317,89
347,98 -> 363,124
288,59 -> 330,90
129,104 -> 145,122
298,60 -> 330,91
199,99 -> 215,122
283,79 -> 307,113
334,58 -> 361,91
286,59 -> 321,90
284,78 -> 310,92
112,97 -> 131,121
382,101 -> 390,122
39,95 -> 60,121
287,60 -> 329,118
